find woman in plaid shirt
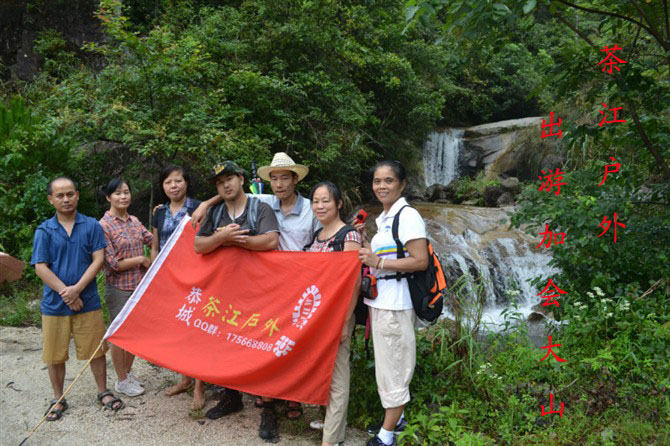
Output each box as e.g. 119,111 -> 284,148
100,178 -> 153,398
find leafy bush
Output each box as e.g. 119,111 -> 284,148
0,97 -> 82,261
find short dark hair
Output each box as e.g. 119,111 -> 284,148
309,181 -> 343,208
370,160 -> 407,183
158,165 -> 192,202
47,176 -> 78,195
104,178 -> 131,197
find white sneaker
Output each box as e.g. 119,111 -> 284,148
127,373 -> 143,388
309,420 -> 324,430
115,377 -> 145,397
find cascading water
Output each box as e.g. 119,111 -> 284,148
416,204 -> 558,330
423,129 -> 463,186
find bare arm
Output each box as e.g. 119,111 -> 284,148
343,240 -> 362,329
194,224 -> 251,255
34,263 -> 68,295
150,227 -> 159,262
191,195 -> 223,227
116,256 -> 150,271
74,249 -> 105,292
228,231 -> 279,251
358,238 -> 429,272
34,263 -> 82,311
58,249 -> 105,311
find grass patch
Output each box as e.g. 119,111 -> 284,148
0,279 -> 41,326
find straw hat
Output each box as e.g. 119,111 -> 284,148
257,152 -> 309,182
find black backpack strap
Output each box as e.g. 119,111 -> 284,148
212,203 -> 225,230
390,205 -> 410,281
155,205 -> 166,231
304,228 -> 323,251
329,225 -> 356,252
247,197 -> 259,234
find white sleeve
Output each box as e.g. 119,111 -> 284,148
247,193 -> 274,205
398,207 -> 427,245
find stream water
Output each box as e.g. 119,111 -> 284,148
418,128 -> 556,330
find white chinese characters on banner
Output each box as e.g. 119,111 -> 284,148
175,304 -> 194,326
273,335 -> 296,357
292,285 -> 321,330
186,287 -> 203,304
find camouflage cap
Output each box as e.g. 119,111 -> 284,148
209,161 -> 247,182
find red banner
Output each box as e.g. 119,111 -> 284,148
105,218 -> 360,405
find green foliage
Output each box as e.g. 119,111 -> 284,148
21,0 -> 450,202
451,171 -> 500,204
33,29 -> 80,79
511,163 -> 669,295
0,280 -> 42,327
0,97 -> 84,261
404,0 -> 670,179
348,272 -> 669,444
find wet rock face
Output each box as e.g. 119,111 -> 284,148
1,0 -> 104,81
455,117 -> 563,181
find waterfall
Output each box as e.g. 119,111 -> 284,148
417,204 -> 558,331
423,129 -> 463,186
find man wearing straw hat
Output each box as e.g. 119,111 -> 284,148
192,153 -> 320,422
31,176 -> 124,422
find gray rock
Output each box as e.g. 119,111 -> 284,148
531,303 -> 556,319
500,177 -> 520,194
425,183 -> 455,202
497,192 -> 515,207
483,186 -> 504,207
527,312 -> 546,322
540,154 -> 565,173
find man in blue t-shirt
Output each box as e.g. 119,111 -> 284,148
31,176 -> 124,421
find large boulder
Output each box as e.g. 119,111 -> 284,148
483,186 -> 504,207
458,117 -> 562,181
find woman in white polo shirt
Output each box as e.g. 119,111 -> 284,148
358,160 -> 429,446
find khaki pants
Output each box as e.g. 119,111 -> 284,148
323,317 -> 356,444
370,308 -> 416,408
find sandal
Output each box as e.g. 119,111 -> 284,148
285,401 -> 303,420
45,398 -> 68,421
97,390 -> 125,411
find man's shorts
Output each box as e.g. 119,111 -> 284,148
42,309 -> 108,365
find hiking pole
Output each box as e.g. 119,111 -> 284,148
19,340 -> 104,446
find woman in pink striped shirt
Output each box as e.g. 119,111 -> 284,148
100,178 -> 153,398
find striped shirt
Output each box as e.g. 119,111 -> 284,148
100,211 -> 153,291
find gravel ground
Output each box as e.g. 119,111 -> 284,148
0,326 -> 368,446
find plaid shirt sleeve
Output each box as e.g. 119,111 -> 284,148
100,219 -> 121,272
100,213 -> 149,291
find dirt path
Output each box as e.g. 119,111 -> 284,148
0,326 -> 368,446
